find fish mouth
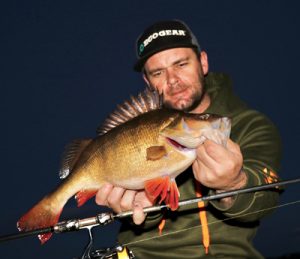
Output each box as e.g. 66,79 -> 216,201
166,137 -> 193,152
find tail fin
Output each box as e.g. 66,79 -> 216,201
17,197 -> 63,244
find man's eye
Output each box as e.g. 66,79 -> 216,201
178,62 -> 188,67
152,71 -> 162,77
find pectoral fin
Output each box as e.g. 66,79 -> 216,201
145,176 -> 180,211
146,146 -> 167,161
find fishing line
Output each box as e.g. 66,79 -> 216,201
123,199 -> 300,246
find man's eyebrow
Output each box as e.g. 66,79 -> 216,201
147,57 -> 190,75
173,57 -> 189,65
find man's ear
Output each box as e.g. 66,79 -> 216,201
200,51 -> 209,75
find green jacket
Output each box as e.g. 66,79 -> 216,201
118,73 -> 282,258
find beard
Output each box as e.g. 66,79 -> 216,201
163,72 -> 206,112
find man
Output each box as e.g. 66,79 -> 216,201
96,20 -> 281,258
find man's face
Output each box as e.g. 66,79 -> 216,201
143,48 -> 208,112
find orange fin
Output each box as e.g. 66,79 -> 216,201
75,189 -> 98,207
17,198 -> 63,244
146,146 -> 167,161
145,176 -> 180,211
166,180 -> 180,211
39,232 -> 54,245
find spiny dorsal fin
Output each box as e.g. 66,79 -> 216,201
59,139 -> 92,179
97,88 -> 162,136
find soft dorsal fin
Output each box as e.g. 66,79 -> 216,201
97,88 -> 162,136
59,139 -> 92,179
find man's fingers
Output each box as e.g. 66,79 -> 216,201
120,190 -> 138,211
201,139 -> 238,164
95,183 -> 114,206
196,141 -> 218,169
95,185 -> 151,225
226,139 -> 241,154
135,191 -> 154,207
204,139 -> 226,160
192,156 -> 213,182
107,187 -> 126,213
132,202 -> 146,225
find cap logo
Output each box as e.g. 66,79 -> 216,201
139,29 -> 186,55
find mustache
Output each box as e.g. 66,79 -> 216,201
166,84 -> 188,96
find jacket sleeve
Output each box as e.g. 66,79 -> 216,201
209,110 -> 282,222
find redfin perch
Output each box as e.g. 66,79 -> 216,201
17,89 -> 231,244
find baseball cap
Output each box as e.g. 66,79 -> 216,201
134,20 -> 201,72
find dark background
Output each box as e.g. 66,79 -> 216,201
1,1 -> 300,258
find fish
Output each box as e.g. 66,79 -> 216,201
17,89 -> 231,244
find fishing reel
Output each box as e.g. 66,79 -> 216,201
87,245 -> 135,259
70,213 -> 135,259
73,244 -> 134,259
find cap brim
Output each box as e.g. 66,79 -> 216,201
134,43 -> 199,72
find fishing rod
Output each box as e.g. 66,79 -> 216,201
1,178 -> 300,243
1,178 -> 300,258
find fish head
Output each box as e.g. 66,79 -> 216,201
160,113 -> 231,150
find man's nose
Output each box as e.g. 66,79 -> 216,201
166,68 -> 179,87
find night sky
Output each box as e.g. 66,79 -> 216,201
1,1 -> 300,258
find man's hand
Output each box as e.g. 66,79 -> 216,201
192,139 -> 247,192
95,184 -> 154,225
